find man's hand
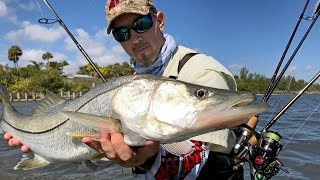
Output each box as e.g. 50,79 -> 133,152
3,132 -> 30,153
82,131 -> 160,167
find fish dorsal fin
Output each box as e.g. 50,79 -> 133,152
14,153 -> 51,170
0,84 -> 23,117
0,84 -> 10,101
32,90 -> 66,114
161,140 -> 194,156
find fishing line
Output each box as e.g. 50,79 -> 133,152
262,0 -> 320,103
263,71 -> 320,131
267,76 -> 294,131
241,0 -> 315,138
258,2 -> 320,133
282,102 -> 320,148
34,0 -> 44,17
267,76 -> 293,121
261,0 -> 311,103
233,1 -> 320,179
264,11 -> 320,102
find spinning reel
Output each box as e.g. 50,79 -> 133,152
234,127 -> 288,180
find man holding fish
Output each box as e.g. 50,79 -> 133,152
3,0 -> 266,179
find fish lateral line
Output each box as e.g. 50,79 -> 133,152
2,118 -> 69,134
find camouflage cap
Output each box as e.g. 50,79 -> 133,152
105,0 -> 154,34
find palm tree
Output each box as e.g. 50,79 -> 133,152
60,60 -> 69,71
42,52 -> 53,66
8,45 -> 23,68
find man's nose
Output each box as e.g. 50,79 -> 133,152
130,29 -> 143,43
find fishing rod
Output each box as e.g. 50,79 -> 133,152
264,4 -> 320,102
38,0 -> 107,82
234,72 -> 320,180
234,1 -> 320,179
242,71 -> 319,180
261,0 -> 310,103
239,0 -> 314,141
236,0 -> 318,145
246,0 -> 320,140
263,71 -> 320,132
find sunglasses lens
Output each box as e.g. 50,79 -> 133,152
112,15 -> 153,42
133,15 -> 153,33
112,27 -> 130,42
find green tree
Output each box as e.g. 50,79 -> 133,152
29,60 -> 44,70
121,62 -> 134,75
239,67 -> 249,80
47,60 -> 69,74
42,52 -> 53,65
60,60 -> 69,72
78,63 -> 100,77
8,45 -> 23,68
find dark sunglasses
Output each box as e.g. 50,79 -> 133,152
112,14 -> 153,42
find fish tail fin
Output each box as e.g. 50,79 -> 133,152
14,153 -> 51,170
0,84 -> 21,119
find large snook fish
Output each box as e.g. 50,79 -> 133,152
0,74 -> 268,170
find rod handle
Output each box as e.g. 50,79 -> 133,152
245,116 -> 259,145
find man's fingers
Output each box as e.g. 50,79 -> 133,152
8,138 -> 21,147
100,135 -> 118,160
82,137 -> 93,144
99,130 -> 111,139
82,137 -> 104,153
110,133 -> 133,161
21,145 -> 29,153
4,133 -> 13,140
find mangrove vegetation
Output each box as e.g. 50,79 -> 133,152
1,45 -> 319,94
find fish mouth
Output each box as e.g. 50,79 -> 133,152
229,96 -> 256,108
225,96 -> 268,116
193,95 -> 268,130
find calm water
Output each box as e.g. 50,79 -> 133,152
0,94 -> 319,180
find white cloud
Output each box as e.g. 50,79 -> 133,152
5,21 -> 65,43
0,1 -> 8,17
228,64 -> 243,75
0,0 -> 18,23
18,1 -> 37,11
62,27 -> 128,73
18,49 -> 67,67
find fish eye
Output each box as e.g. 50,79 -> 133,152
195,89 -> 207,98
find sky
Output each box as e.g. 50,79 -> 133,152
0,0 -> 319,82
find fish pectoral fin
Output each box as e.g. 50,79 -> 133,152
14,154 -> 51,170
161,140 -> 194,156
62,111 -> 121,132
66,132 -> 100,141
